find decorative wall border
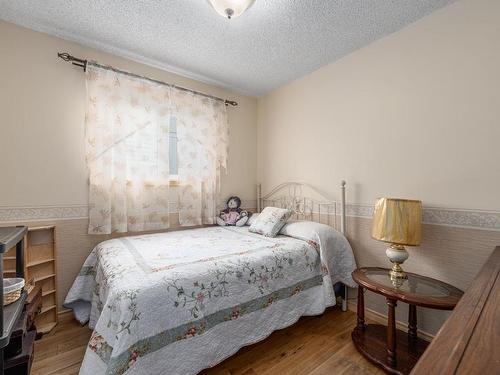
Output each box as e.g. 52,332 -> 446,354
0,205 -> 89,222
344,204 -> 500,231
0,202 -> 498,231
422,207 -> 500,231
0,200 -> 258,223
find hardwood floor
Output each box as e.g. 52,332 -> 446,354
32,308 -> 384,375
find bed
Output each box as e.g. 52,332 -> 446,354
65,182 -> 357,375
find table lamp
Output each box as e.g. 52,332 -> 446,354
371,197 -> 422,281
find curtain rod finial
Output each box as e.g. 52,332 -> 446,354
58,52 -> 71,61
58,51 -> 87,71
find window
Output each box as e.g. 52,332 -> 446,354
85,64 -> 228,233
124,123 -> 158,173
123,116 -> 178,182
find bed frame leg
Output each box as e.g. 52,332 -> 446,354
342,284 -> 348,312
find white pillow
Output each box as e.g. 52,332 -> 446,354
246,213 -> 259,226
279,220 -> 357,287
248,207 -> 293,237
280,220 -> 337,241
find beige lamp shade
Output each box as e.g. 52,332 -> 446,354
371,198 -> 422,246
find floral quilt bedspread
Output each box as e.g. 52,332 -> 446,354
65,226 -> 355,375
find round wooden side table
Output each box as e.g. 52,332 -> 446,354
351,267 -> 463,375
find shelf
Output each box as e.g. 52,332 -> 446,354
30,225 -> 59,334
40,305 -> 56,315
3,257 -> 16,261
0,291 -> 27,348
34,274 -> 56,283
352,324 -> 428,375
27,258 -> 55,267
29,226 -> 55,232
42,289 -> 56,297
28,242 -> 55,248
37,322 -> 57,335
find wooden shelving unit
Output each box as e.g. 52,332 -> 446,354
27,226 -> 58,335
3,226 -> 58,334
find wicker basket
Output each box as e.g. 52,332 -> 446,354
3,278 -> 25,306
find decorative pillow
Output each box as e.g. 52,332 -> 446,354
248,207 -> 293,237
246,213 -> 259,226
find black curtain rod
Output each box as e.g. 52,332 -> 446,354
57,52 -> 238,107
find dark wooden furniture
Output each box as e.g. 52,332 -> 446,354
4,331 -> 35,375
2,286 -> 41,375
411,246 -> 500,375
4,313 -> 26,358
0,226 -> 27,375
24,286 -> 42,337
352,267 -> 463,375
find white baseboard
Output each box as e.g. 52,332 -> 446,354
347,301 -> 434,342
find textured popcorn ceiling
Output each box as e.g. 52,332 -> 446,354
0,0 -> 455,96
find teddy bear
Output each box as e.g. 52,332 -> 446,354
216,196 -> 250,227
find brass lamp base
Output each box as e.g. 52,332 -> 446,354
386,244 -> 409,283
389,262 -> 407,280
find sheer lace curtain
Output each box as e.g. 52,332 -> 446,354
85,65 -> 228,234
172,90 -> 229,226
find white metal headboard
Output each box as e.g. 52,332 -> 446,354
257,181 -> 347,235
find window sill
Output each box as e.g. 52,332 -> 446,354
169,175 -> 180,187
125,176 -> 180,187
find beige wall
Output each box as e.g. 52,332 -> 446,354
257,0 -> 500,334
0,21 -> 258,309
257,0 -> 500,210
1,0 -> 500,337
0,20 -> 258,207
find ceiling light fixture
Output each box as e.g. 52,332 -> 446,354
208,0 -> 255,19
